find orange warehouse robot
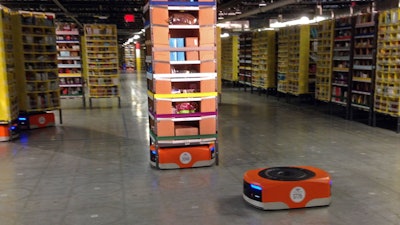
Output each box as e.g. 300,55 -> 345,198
243,166 -> 331,210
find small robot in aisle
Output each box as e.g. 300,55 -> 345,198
243,166 -> 331,210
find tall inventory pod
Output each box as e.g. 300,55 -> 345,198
81,24 -> 120,108
12,10 -> 61,128
0,5 -> 19,141
144,0 -> 218,169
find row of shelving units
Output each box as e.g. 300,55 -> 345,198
145,0 -> 218,169
0,4 -> 124,141
218,7 -> 400,132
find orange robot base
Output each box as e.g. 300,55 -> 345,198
18,112 -> 55,130
0,123 -> 19,142
243,166 -> 331,210
150,144 -> 215,169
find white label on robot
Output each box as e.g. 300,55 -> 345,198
290,186 -> 306,203
38,116 -> 46,125
179,152 -> 192,164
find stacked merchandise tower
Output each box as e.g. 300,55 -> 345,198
56,22 -> 85,107
12,11 -> 61,129
82,24 -> 120,108
0,5 -> 19,140
375,8 -> 400,132
144,0 -> 218,169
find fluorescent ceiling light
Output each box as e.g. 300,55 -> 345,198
220,33 -> 230,38
270,15 -> 329,28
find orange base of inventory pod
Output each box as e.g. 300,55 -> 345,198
150,144 -> 215,169
18,112 -> 55,130
0,123 -> 19,142
243,166 -> 331,210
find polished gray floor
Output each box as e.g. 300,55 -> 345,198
1,72 -> 400,225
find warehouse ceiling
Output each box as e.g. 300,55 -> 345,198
0,0 -> 144,44
0,0 -> 380,44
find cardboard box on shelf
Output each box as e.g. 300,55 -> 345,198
175,124 -> 199,136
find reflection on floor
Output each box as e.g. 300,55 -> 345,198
0,72 -> 399,225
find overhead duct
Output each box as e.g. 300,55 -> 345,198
52,0 -> 83,28
219,0 -> 302,22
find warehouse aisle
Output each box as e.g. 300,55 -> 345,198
0,72 -> 399,225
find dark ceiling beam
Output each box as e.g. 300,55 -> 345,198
52,0 -> 83,27
219,0 -> 302,22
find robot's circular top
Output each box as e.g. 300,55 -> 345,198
258,167 -> 316,181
